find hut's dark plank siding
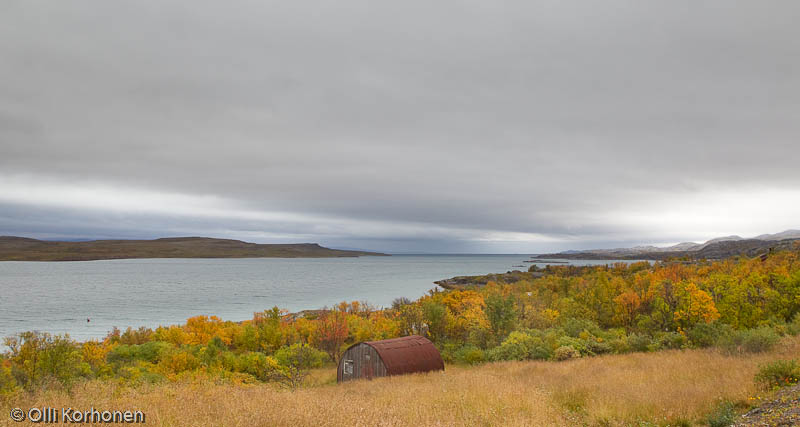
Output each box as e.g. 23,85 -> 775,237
338,343 -> 386,383
337,335 -> 443,383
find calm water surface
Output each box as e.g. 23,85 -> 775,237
0,255 -> 624,341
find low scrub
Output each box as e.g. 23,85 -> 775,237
687,322 -> 733,348
453,345 -> 486,365
553,345 -> 581,361
487,331 -> 552,362
754,359 -> 800,390
705,400 -> 735,427
717,327 -> 780,355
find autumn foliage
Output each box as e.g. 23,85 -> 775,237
2,249 -> 800,394
313,310 -> 349,363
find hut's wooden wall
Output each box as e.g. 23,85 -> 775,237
337,343 -> 387,382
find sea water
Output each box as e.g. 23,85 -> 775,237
0,255 -> 629,341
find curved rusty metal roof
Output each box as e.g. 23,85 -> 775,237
363,335 -> 444,376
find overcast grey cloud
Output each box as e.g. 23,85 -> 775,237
1,0 -> 799,252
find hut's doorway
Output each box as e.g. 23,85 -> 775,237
363,353 -> 373,379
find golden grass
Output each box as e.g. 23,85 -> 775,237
3,336 -> 799,426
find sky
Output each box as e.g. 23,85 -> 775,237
1,1 -> 799,253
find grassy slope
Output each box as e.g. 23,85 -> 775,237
0,237 -> 386,261
4,336 -> 798,426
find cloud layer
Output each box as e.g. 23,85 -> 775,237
1,1 -> 799,252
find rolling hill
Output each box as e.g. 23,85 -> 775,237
0,236 -> 386,261
533,230 -> 800,260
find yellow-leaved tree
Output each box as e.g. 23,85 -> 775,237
674,282 -> 720,330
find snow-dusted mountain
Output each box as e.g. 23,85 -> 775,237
754,230 -> 800,241
536,230 -> 800,260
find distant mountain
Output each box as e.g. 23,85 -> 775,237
534,230 -> 800,260
704,235 -> 743,243
666,242 -> 703,251
755,230 -> 800,241
0,236 -> 387,261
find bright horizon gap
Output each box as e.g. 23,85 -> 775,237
1,174 -> 799,253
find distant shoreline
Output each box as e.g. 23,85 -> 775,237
0,236 -> 388,261
534,238 -> 800,261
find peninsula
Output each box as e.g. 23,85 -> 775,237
0,236 -> 386,261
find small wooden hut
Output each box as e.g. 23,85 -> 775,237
337,335 -> 444,383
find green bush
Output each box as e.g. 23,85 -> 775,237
236,352 -> 273,380
655,332 -> 687,350
635,314 -> 657,332
529,344 -> 553,360
484,294 -> 517,339
438,343 -> 458,364
107,345 -> 136,364
137,341 -> 174,363
200,337 -> 227,366
607,337 -> 630,354
108,341 -> 173,365
467,327 -> 492,349
718,327 -> 780,355
740,327 -> 780,353
584,338 -> 612,355
687,322 -> 732,348
754,359 -> 800,390
627,333 -> 653,352
788,313 -> 800,336
2,332 -> 85,390
705,400 -> 735,427
3,332 -> 52,389
561,318 -> 602,338
554,345 -> 580,361
38,335 -> 85,389
0,361 -> 18,395
488,331 -> 552,361
274,343 -> 327,370
556,336 -> 592,356
116,363 -> 165,385
219,351 -> 241,372
157,348 -> 200,374
422,301 -> 448,342
454,345 -> 486,365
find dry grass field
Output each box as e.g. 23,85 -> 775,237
3,336 -> 799,426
